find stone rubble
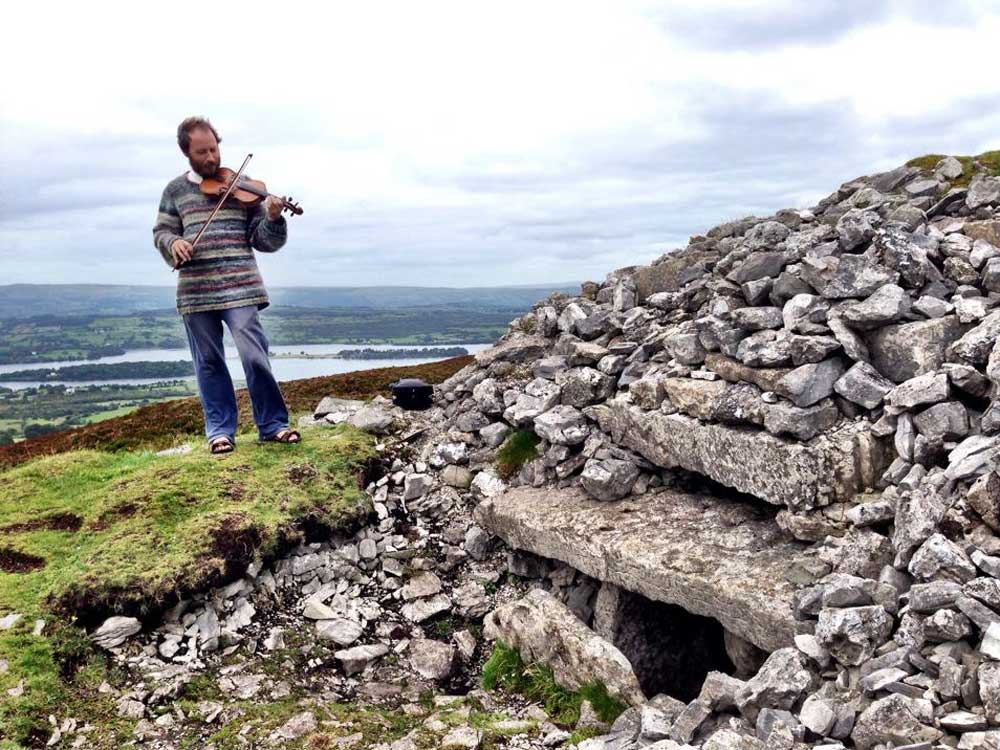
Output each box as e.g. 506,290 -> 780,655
69,153 -> 1000,749
427,154 -> 1000,749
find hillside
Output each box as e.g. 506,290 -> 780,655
3,150 -> 1000,749
0,355 -> 472,469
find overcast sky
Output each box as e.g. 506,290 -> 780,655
2,0 -> 999,289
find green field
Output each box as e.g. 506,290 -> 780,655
0,382 -> 198,444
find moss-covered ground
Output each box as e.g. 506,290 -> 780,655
905,149 -> 1000,188
494,430 -> 541,479
481,641 -> 627,738
0,422 -> 375,747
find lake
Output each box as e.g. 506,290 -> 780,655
0,343 -> 490,390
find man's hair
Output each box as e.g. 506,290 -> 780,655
177,116 -> 221,155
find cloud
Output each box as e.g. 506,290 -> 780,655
2,1 -> 1000,289
644,0 -> 982,51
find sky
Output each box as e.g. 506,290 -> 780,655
2,0 -> 1000,289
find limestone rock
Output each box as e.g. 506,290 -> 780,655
335,643 -> 389,675
851,694 -> 941,750
839,284 -> 909,329
475,334 -> 548,366
91,616 -> 142,649
866,315 -> 963,382
815,606 -> 893,666
408,639 -> 456,681
533,405 -> 589,445
663,378 -> 727,420
348,404 -> 395,434
951,310 -> 1000,365
735,648 -> 817,719
885,371 -> 950,410
908,533 -> 976,583
270,711 -> 317,741
836,208 -> 880,251
774,358 -> 846,408
591,402 -> 886,510
315,618 -> 363,646
704,353 -> 791,392
762,399 -> 839,441
782,294 -> 830,335
969,472 -> 1000,531
814,255 -> 900,300
967,174 -> 1000,209
475,485 -> 807,652
503,378 -> 561,427
484,588 -> 645,705
580,458 -> 640,502
945,435 -> 997,481
833,362 -> 893,409
913,401 -> 968,442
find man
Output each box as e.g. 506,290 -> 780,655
153,116 -> 300,454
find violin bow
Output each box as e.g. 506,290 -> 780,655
172,152 -> 253,271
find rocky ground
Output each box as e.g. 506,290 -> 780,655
10,397 -> 616,749
10,152 -> 1000,750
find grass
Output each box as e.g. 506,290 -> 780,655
905,149 -> 1000,189
494,430 -> 541,479
0,422 -> 375,747
480,642 -> 627,730
173,690 -> 423,750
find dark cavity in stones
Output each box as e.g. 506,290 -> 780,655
598,587 -> 737,702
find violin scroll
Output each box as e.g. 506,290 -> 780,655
278,196 -> 303,216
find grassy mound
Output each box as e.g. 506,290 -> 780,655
0,422 -> 375,746
905,149 -> 1000,188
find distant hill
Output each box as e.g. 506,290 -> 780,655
0,283 -> 581,319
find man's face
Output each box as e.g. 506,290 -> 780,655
186,127 -> 220,178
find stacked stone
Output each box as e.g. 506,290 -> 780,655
78,155 -> 1000,748
439,163 -> 998,512
434,157 -> 1000,747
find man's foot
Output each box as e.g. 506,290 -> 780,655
263,428 -> 300,444
209,436 -> 234,454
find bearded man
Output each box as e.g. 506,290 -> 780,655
152,116 -> 300,454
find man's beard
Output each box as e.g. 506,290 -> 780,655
192,161 -> 218,178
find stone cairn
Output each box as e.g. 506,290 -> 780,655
75,156 -> 1000,749
428,157 -> 1000,749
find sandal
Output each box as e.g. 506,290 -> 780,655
210,436 -> 234,454
264,428 -> 300,444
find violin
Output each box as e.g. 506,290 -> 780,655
200,166 -> 303,216
172,153 -> 302,271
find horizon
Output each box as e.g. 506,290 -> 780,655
0,281 -> 580,290
3,2 -> 1000,289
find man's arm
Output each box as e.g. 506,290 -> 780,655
247,199 -> 288,254
152,186 -> 184,268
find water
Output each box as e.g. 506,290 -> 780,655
0,343 -> 490,390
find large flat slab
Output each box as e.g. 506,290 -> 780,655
475,485 -> 809,653
589,401 -> 889,510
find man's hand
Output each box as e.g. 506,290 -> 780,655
171,238 -> 194,266
264,195 -> 284,221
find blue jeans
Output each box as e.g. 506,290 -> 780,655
182,305 -> 289,443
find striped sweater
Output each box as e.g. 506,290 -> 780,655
152,172 -> 287,315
